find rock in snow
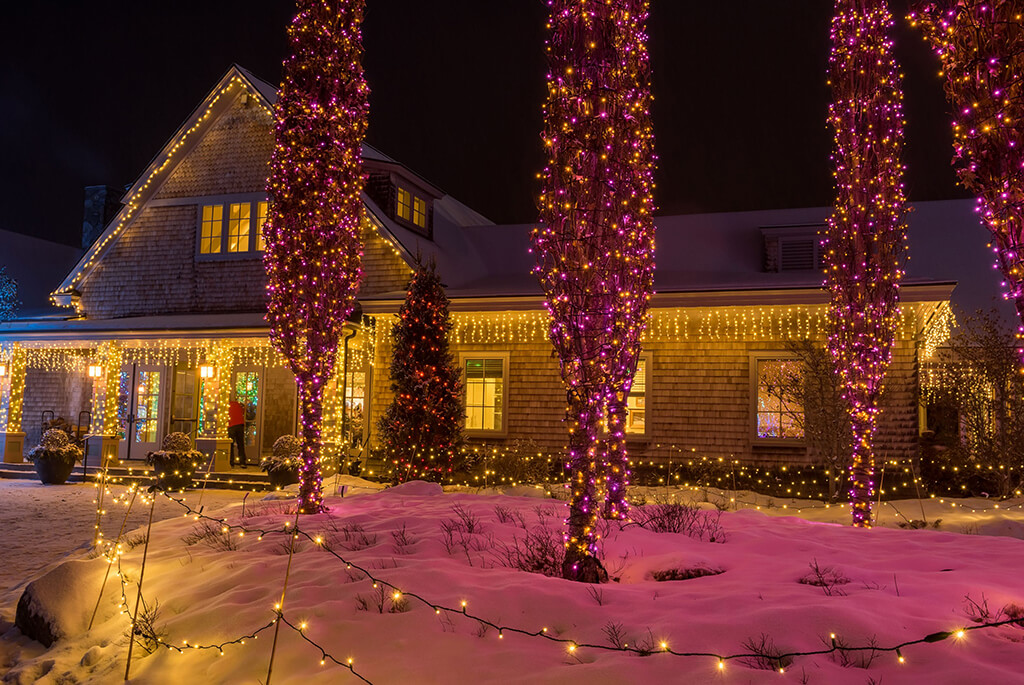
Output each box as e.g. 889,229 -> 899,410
15,559 -> 115,647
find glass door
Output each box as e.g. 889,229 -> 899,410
170,366 -> 198,440
117,364 -> 166,460
232,367 -> 263,458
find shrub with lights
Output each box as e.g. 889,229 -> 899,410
910,2 -> 1024,330
824,0 -> 908,527
378,260 -> 463,482
533,0 -> 656,581
263,0 -> 369,513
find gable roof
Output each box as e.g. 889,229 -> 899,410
51,65 -> 440,309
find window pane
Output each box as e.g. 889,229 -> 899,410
228,202 -> 251,253
397,188 -> 411,220
413,197 -> 427,227
200,204 -> 223,254
464,357 -> 504,432
624,358 -> 647,434
755,359 -> 804,439
256,201 -> 268,251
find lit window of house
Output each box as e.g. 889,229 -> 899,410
462,354 -> 507,433
413,196 -> 427,228
256,201 -> 269,251
754,358 -> 804,439
625,357 -> 647,434
200,205 -> 223,254
397,188 -> 412,221
227,203 -> 251,253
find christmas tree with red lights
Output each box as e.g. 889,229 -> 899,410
379,260 -> 463,482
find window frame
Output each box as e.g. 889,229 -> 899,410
623,353 -> 650,440
749,351 -> 806,446
459,351 -> 510,438
195,193 -> 268,260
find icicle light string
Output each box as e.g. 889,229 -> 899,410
99,490 -> 1019,675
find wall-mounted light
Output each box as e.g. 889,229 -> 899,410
88,365 -> 104,379
199,365 -> 215,379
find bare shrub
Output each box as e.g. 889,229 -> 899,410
603,621 -> 627,648
825,634 -> 879,669
799,559 -> 849,596
633,503 -> 726,542
740,633 -> 792,671
451,503 -> 484,534
181,521 -> 237,551
586,586 -> 605,606
355,585 -> 408,614
492,525 -> 565,577
332,522 -> 378,551
391,523 -> 417,554
128,600 -> 166,655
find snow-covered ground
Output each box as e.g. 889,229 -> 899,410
1,478 -> 1022,684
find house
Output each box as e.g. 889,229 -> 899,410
0,65 -> 993,477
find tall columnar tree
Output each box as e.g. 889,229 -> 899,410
909,3 -> 1024,329
533,0 -> 656,581
378,261 -> 463,482
825,0 -> 908,527
264,0 -> 369,514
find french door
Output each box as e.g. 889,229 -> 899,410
118,364 -> 167,460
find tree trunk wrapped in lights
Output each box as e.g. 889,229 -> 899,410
909,3 -> 1024,329
825,0 -> 908,527
378,261 -> 463,482
533,0 -> 656,581
264,0 -> 368,514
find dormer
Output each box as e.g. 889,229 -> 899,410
761,224 -> 826,273
363,160 -> 443,239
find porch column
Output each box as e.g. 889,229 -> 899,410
0,344 -> 27,462
210,340 -> 234,470
88,342 -> 122,464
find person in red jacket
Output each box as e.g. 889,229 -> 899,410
228,396 -> 247,468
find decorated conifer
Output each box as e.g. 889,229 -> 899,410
264,0 -> 369,514
378,260 -> 463,482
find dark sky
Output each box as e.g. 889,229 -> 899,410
1,1 -> 968,247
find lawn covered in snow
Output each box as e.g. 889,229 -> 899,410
1,478 -> 1022,684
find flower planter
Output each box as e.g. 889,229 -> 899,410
268,467 -> 300,490
34,457 -> 75,485
149,456 -> 195,491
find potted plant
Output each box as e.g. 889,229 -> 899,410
146,432 -> 202,491
261,435 -> 301,489
27,428 -> 83,485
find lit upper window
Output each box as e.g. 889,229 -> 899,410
755,358 -> 804,439
397,188 -> 412,221
227,202 -> 251,253
464,357 -> 505,433
413,197 -> 427,228
256,201 -> 269,251
200,205 -> 223,254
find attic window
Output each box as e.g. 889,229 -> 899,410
394,185 -> 431,235
397,188 -> 412,221
197,197 -> 267,259
413,197 -> 427,228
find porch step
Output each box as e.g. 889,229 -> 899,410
0,460 -> 275,492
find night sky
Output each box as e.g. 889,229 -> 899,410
1,1 -> 968,247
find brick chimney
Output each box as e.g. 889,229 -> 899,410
82,185 -> 122,249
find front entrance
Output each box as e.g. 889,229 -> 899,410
118,364 -> 167,460
232,367 -> 263,462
